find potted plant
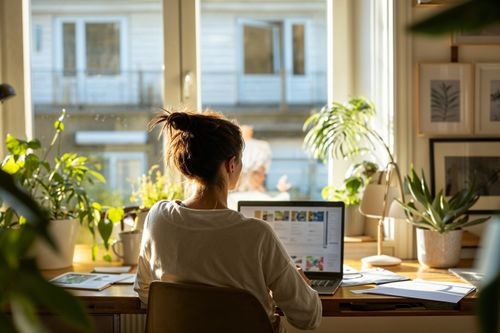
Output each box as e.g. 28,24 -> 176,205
129,164 -> 183,230
1,110 -> 113,269
321,161 -> 378,236
397,168 -> 490,268
303,97 -> 396,235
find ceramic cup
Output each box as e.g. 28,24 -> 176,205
112,231 -> 142,265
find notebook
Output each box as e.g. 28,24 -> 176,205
238,201 -> 344,295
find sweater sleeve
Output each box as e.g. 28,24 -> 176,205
260,223 -> 322,330
133,210 -> 154,305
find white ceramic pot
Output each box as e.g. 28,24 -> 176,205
32,219 -> 79,270
344,205 -> 365,236
416,228 -> 463,268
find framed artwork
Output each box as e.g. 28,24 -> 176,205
430,138 -> 500,214
451,24 -> 500,45
418,63 -> 473,136
475,63 -> 500,135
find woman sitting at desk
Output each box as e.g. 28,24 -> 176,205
134,109 -> 321,332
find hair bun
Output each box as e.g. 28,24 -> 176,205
168,112 -> 191,131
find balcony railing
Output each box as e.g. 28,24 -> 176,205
32,69 -> 327,107
32,70 -> 164,106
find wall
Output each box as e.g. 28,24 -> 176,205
410,4 -> 500,236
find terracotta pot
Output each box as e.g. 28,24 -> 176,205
32,219 -> 79,270
416,228 -> 463,268
344,205 -> 365,236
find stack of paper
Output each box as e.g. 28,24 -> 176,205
351,279 -> 476,303
342,267 -> 410,287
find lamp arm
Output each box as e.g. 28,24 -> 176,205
388,161 -> 406,204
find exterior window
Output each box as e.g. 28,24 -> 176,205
85,23 -> 121,75
243,24 -> 276,74
292,24 -> 305,75
63,23 -> 76,76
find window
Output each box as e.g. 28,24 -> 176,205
31,4 -> 163,206
243,23 -> 277,74
58,18 -> 123,77
10,0 -> 405,257
85,23 -> 121,75
200,2 -> 327,199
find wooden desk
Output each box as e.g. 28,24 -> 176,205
42,259 -> 476,320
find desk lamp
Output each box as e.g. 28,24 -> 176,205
359,161 -> 405,266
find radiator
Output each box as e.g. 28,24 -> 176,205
120,314 -> 147,333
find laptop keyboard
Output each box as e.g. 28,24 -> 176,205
311,279 -> 337,287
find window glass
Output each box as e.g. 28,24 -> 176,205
244,24 -> 275,74
85,23 -> 120,75
292,24 -> 305,75
63,23 -> 76,76
30,0 -> 164,206
200,0 -> 328,203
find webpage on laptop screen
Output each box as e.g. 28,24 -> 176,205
240,205 -> 343,273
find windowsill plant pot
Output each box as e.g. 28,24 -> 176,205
32,219 -> 79,270
397,168 -> 490,269
416,228 -> 463,268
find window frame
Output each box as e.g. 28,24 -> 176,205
2,0 -> 414,259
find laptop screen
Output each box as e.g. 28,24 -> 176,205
238,201 -> 344,274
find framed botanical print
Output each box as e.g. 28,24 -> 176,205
475,63 -> 500,135
430,138 -> 500,214
418,63 -> 473,136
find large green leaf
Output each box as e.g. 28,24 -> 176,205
409,0 -> 500,36
19,272 -> 91,332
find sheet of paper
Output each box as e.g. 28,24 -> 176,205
351,279 -> 476,303
114,273 -> 136,284
342,268 -> 410,287
93,266 -> 131,274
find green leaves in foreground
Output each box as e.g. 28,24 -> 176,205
409,0 -> 500,36
396,168 -> 490,233
0,170 -> 91,333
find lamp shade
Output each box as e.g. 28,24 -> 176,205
359,183 -> 401,219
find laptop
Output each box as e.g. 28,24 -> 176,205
238,201 -> 344,295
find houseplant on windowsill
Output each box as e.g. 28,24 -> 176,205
396,168 -> 490,268
1,110 -> 113,269
303,97 -> 391,236
129,164 -> 183,230
321,161 -> 378,236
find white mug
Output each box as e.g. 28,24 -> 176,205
112,231 -> 142,265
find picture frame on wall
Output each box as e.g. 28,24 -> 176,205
475,63 -> 500,135
430,138 -> 500,214
418,63 -> 473,136
451,24 -> 500,45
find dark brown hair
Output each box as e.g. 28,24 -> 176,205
149,108 -> 243,186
